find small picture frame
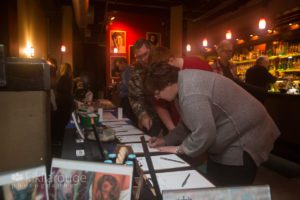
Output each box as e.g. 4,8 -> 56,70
49,158 -> 133,200
146,32 -> 161,47
110,56 -> 126,78
110,30 -> 126,53
128,45 -> 135,65
0,166 -> 49,200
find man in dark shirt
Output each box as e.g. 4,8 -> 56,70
245,56 -> 277,91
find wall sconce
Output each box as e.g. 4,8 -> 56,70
202,38 -> 208,47
186,44 -> 191,52
61,45 -> 66,53
226,30 -> 232,40
24,45 -> 34,58
30,47 -> 34,57
259,18 -> 266,29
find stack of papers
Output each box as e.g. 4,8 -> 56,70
137,154 -> 190,171
117,134 -> 151,143
102,121 -> 129,126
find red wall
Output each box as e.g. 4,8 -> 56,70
106,11 -> 168,85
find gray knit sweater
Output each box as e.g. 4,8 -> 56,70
165,70 -> 280,166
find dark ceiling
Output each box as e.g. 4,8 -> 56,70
60,0 -> 253,23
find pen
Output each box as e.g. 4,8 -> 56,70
159,157 -> 185,164
181,173 -> 190,187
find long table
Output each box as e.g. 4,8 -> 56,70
60,110 -> 212,199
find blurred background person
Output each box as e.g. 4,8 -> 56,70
53,62 -> 74,145
245,56 -> 277,91
117,57 -> 136,124
212,40 -> 237,79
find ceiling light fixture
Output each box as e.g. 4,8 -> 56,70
226,30 -> 232,40
258,18 -> 266,29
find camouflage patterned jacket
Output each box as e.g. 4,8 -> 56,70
128,65 -> 156,121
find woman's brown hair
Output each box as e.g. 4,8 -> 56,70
145,61 -> 179,95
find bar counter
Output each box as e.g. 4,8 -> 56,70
264,92 -> 300,164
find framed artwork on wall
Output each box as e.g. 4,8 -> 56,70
110,56 -> 126,78
110,30 -> 126,53
146,32 -> 161,47
128,45 -> 135,65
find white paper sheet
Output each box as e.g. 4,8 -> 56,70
125,143 -> 159,154
117,134 -> 150,143
146,170 -> 214,193
115,129 -> 144,136
137,154 -> 190,171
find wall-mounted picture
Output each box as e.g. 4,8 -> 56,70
110,30 -> 126,53
146,32 -> 161,47
128,45 -> 135,65
110,56 -> 126,78
49,158 -> 133,200
0,166 -> 49,200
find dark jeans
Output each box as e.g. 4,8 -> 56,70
120,96 -> 137,125
206,151 -> 257,186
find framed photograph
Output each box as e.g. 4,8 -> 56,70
0,166 -> 49,200
146,32 -> 161,47
128,45 -> 135,65
110,30 -> 126,53
49,158 -> 133,200
110,56 -> 126,78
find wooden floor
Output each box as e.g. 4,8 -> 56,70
254,166 -> 300,200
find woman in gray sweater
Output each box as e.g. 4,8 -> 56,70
146,62 -> 280,186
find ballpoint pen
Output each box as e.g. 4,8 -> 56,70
159,157 -> 185,164
181,173 -> 190,187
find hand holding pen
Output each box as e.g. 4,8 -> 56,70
148,137 -> 165,148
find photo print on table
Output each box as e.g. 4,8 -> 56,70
49,158 -> 133,200
0,166 -> 49,200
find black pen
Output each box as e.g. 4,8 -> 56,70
181,173 -> 190,187
160,157 -> 185,164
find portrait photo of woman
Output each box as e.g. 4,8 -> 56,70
110,31 -> 126,53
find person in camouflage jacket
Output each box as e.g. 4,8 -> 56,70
128,38 -> 164,136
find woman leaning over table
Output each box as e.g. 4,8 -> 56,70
145,62 -> 280,186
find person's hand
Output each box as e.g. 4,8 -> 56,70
139,114 -> 152,130
148,136 -> 165,148
157,146 -> 178,154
